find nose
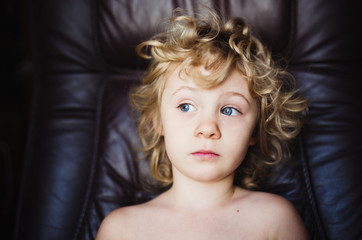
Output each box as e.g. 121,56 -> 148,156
194,117 -> 221,140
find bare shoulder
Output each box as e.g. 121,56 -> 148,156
235,188 -> 309,239
95,205 -> 134,240
96,192 -> 171,240
242,190 -> 297,214
95,201 -> 154,240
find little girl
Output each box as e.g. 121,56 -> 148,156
96,8 -> 309,240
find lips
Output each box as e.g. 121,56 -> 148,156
191,150 -> 219,159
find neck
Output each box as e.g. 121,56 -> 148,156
166,169 -> 237,211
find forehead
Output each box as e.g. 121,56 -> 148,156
162,64 -> 254,106
164,64 -> 249,92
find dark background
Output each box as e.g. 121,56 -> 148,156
1,0 -> 32,239
2,1 -> 361,239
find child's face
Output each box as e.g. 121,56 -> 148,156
159,65 -> 258,183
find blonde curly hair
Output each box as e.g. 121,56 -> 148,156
130,9 -> 308,190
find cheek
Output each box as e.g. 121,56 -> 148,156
161,104 -> 193,135
162,126 -> 187,165
229,138 -> 249,157
225,121 -> 255,149
161,111 -> 188,148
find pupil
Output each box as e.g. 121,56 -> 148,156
181,104 -> 189,111
224,108 -> 231,115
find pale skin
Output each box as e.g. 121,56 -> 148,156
96,66 -> 309,240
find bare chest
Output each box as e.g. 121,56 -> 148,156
126,209 -> 267,240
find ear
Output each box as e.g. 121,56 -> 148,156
248,126 -> 258,146
249,136 -> 258,146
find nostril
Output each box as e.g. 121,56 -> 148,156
195,123 -> 221,139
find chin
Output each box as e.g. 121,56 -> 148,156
187,170 -> 233,183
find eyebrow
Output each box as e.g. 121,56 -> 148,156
172,86 -> 198,96
172,86 -> 250,105
225,91 -> 250,105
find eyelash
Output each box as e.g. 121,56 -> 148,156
178,103 -> 196,112
177,103 -> 241,116
221,106 -> 241,116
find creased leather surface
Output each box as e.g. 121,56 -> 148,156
15,0 -> 362,239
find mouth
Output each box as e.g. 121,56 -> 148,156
191,150 -> 219,160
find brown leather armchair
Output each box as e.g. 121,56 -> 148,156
14,0 -> 362,239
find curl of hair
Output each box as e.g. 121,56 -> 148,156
130,9 -> 308,189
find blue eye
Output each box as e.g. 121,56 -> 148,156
221,107 -> 240,116
179,103 -> 196,112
